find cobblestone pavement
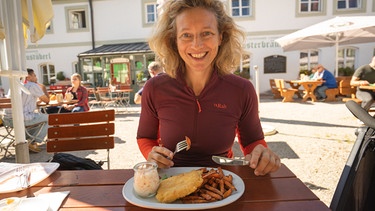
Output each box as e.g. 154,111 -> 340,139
0,95 -> 361,206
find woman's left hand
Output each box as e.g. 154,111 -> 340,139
245,144 -> 281,176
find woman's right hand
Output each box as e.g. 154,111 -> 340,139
147,146 -> 174,168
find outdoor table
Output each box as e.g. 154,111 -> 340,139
290,80 -> 323,102
359,85 -> 375,91
38,100 -> 79,113
285,80 -> 303,98
0,164 -> 330,210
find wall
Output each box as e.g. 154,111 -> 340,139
4,0 -> 373,95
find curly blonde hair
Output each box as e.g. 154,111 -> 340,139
149,0 -> 246,78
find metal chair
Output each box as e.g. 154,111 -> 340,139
0,98 -> 47,156
96,87 -> 117,109
87,88 -> 102,109
0,117 -> 15,157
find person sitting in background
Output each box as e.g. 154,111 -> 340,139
46,73 -> 89,113
3,68 -> 50,152
309,67 -> 318,80
137,0 -> 280,175
314,64 -> 337,101
350,56 -> 375,111
134,61 -> 164,104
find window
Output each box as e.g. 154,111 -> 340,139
231,0 -> 252,17
338,47 -> 356,69
299,50 -> 319,73
296,0 -> 326,16
300,0 -> 322,12
65,5 -> 89,32
337,0 -> 361,9
146,3 -> 158,23
40,64 -> 56,85
142,0 -> 159,26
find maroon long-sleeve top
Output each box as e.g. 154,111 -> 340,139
137,70 -> 266,167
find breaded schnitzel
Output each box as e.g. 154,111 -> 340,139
156,169 -> 203,203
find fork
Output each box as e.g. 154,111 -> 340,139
15,167 -> 30,189
173,136 -> 191,155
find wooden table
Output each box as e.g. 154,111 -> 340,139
291,80 -> 323,102
0,164 -> 330,210
38,100 -> 79,113
359,85 -> 375,91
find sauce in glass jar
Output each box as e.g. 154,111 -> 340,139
133,162 -> 160,198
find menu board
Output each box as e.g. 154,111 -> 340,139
264,55 -> 286,74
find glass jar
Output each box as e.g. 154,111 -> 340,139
133,162 -> 160,198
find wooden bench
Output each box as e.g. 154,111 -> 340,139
325,88 -> 339,102
47,109 -> 115,169
336,76 -> 356,98
269,79 -> 282,99
274,79 -> 298,102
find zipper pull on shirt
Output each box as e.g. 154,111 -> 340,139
196,99 -> 202,113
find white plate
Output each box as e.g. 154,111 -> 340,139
0,197 -> 21,210
122,167 -> 245,210
0,162 -> 59,193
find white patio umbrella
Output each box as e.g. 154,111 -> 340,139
253,65 -> 277,136
275,16 -> 375,77
0,0 -> 53,163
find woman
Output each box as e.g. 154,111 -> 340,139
137,0 -> 280,176
58,73 -> 89,113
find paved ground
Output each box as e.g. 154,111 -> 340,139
0,94 -> 362,207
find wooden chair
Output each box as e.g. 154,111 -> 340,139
269,79 -> 282,99
274,79 -> 297,102
46,109 -> 115,169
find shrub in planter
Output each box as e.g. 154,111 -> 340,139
338,67 -> 354,76
57,71 -> 66,81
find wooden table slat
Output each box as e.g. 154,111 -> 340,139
59,200 -> 329,211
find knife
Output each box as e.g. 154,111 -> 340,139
212,156 -> 250,166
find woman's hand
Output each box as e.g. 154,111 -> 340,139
147,146 -> 174,169
245,144 -> 281,176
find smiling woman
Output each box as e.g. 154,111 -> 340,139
137,0 -> 281,176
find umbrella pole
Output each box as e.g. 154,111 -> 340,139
1,0 -> 30,163
335,35 -> 339,77
253,65 -> 277,136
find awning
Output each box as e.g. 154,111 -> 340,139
78,42 -> 151,57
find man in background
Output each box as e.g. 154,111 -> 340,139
134,61 -> 164,104
23,68 -> 50,152
350,56 -> 375,111
314,64 -> 338,101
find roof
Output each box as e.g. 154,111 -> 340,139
78,42 -> 151,57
